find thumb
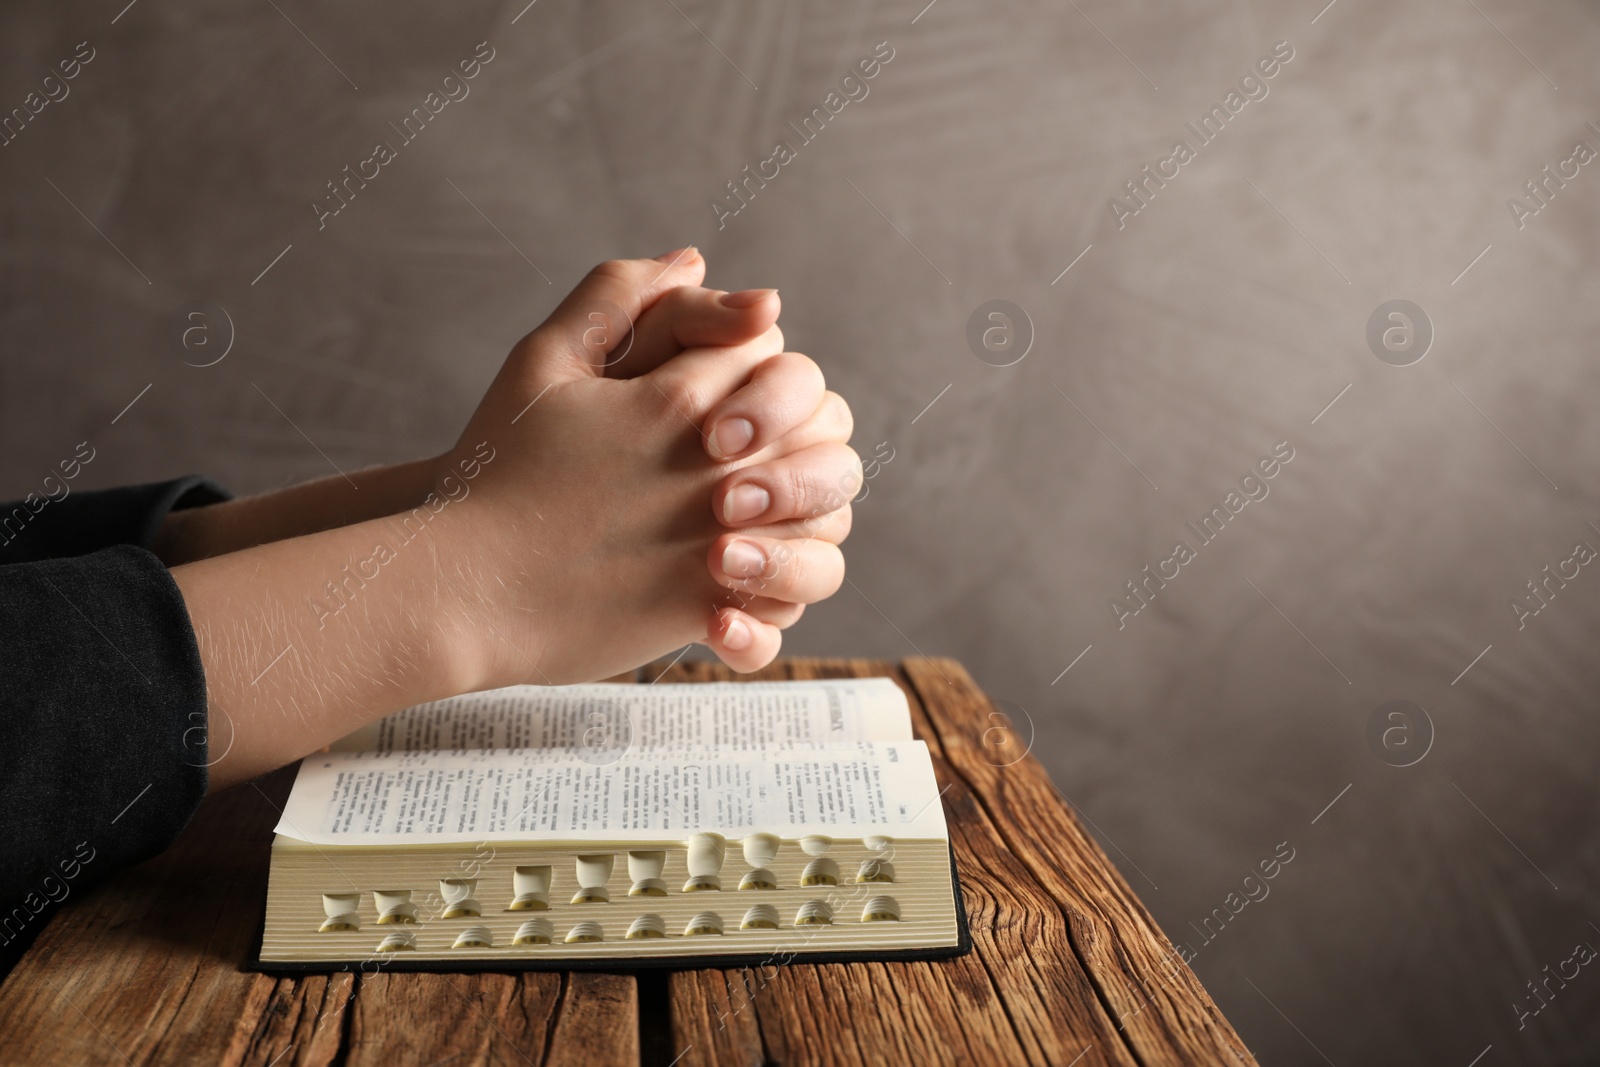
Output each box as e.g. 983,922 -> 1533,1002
523,249 -> 706,385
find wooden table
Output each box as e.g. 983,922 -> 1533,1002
0,657 -> 1255,1066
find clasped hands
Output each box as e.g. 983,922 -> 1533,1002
434,247 -> 859,686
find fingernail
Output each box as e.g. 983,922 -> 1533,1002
652,246 -> 699,264
720,288 -> 777,309
722,482 -> 770,523
709,417 -> 755,459
722,540 -> 767,580
722,615 -> 752,652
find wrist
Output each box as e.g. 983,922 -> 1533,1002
174,508 -> 493,786
403,497 -> 524,697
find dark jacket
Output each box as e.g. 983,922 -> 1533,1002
0,476 -> 227,974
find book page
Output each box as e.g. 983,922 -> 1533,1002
329,678 -> 911,753
274,742 -> 948,846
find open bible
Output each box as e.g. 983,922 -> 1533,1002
258,677 -> 970,969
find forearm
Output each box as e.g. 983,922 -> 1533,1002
153,457 -> 441,566
170,505 -> 489,791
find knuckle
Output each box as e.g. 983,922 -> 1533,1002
782,462 -> 817,513
778,350 -> 822,383
795,510 -> 825,540
588,259 -> 637,286
761,601 -> 805,629
823,391 -> 854,441
823,547 -> 845,597
753,636 -> 782,671
828,504 -> 854,543
798,544 -> 841,599
757,323 -> 785,355
655,372 -> 705,416
773,544 -> 807,594
833,446 -> 865,498
663,285 -> 698,310
805,485 -> 847,524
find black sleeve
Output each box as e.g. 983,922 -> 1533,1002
0,477 -> 228,974
0,475 -> 230,564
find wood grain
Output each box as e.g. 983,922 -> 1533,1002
0,767 -> 288,1067
238,974 -> 353,1067
901,657 -> 1257,1067
661,658 -> 1139,1067
0,658 -> 1252,1066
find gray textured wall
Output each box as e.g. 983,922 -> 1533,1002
4,0 -> 1599,1062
